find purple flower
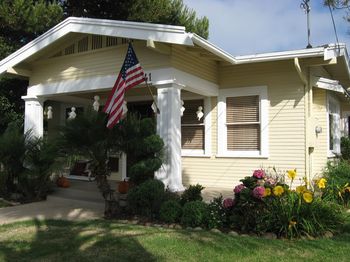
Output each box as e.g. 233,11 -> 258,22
253,169 -> 265,179
234,184 -> 245,194
252,186 -> 265,199
223,198 -> 235,208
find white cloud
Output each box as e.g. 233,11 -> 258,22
183,0 -> 350,55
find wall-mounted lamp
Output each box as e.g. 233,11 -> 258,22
196,106 -> 204,121
93,95 -> 100,111
180,100 -> 185,117
68,107 -> 76,120
315,126 -> 322,134
47,106 -> 53,120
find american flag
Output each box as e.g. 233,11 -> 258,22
103,43 -> 145,128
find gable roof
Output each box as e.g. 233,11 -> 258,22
0,16 -> 350,84
0,17 -> 193,75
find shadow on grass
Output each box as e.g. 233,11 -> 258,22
0,219 -> 160,262
0,216 -> 349,262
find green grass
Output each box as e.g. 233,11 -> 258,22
0,218 -> 349,262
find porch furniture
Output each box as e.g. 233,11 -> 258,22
68,160 -> 94,181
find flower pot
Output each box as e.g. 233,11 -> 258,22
118,180 -> 129,194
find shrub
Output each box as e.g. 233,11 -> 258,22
180,184 -> 204,205
127,179 -> 165,218
18,138 -> 59,200
228,168 -> 344,238
159,200 -> 182,223
206,196 -> 227,229
0,123 -> 59,201
341,136 -> 350,160
181,201 -> 208,227
323,160 -> 350,207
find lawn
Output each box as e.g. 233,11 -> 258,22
0,218 -> 349,262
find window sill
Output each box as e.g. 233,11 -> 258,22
327,151 -> 341,158
181,154 -> 211,158
215,154 -> 269,159
181,150 -> 210,157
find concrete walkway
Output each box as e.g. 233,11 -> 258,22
0,180 -> 233,225
0,180 -> 105,225
0,198 -> 104,225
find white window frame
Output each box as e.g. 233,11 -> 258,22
327,93 -> 341,157
218,86 -> 269,158
181,96 -> 211,157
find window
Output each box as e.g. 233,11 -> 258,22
226,95 -> 260,151
181,99 -> 205,150
328,95 -> 340,155
218,86 -> 268,157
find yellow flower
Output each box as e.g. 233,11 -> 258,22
264,188 -> 271,197
273,186 -> 284,197
287,169 -> 297,180
302,191 -> 313,203
288,220 -> 297,229
296,185 -> 307,194
317,178 -> 327,189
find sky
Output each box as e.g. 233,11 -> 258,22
183,0 -> 350,56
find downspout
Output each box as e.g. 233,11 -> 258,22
294,58 -> 312,183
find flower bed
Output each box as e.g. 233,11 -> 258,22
224,168 -> 345,238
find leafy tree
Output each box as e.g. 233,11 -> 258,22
62,0 -> 209,38
0,0 -> 63,133
325,0 -> 350,9
0,0 -> 63,59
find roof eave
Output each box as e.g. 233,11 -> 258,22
0,17 -> 193,76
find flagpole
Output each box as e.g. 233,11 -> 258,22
145,77 -> 160,114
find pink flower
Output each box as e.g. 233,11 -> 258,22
234,184 -> 245,194
253,169 -> 265,179
252,186 -> 265,199
223,198 -> 235,208
265,177 -> 277,186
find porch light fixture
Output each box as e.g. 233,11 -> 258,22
315,126 -> 322,134
93,95 -> 100,111
196,106 -> 204,121
47,106 -> 53,120
180,100 -> 185,117
122,101 -> 128,116
151,96 -> 159,114
68,107 -> 77,120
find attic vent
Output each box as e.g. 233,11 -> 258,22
122,38 -> 129,44
65,44 -> 75,55
106,36 -> 118,47
52,51 -> 62,58
92,35 -> 103,50
78,36 -> 89,53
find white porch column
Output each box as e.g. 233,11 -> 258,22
155,83 -> 184,192
22,95 -> 44,137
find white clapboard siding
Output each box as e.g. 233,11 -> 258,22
182,60 -> 307,189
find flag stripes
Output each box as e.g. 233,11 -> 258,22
103,43 -> 145,128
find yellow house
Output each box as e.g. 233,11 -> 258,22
1,17 -> 349,191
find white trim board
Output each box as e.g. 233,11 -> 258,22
27,68 -> 219,98
1,16 -> 348,78
0,17 -> 193,75
312,76 -> 344,94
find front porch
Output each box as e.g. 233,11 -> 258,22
23,67 -> 217,191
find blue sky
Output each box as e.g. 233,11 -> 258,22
183,0 -> 350,55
